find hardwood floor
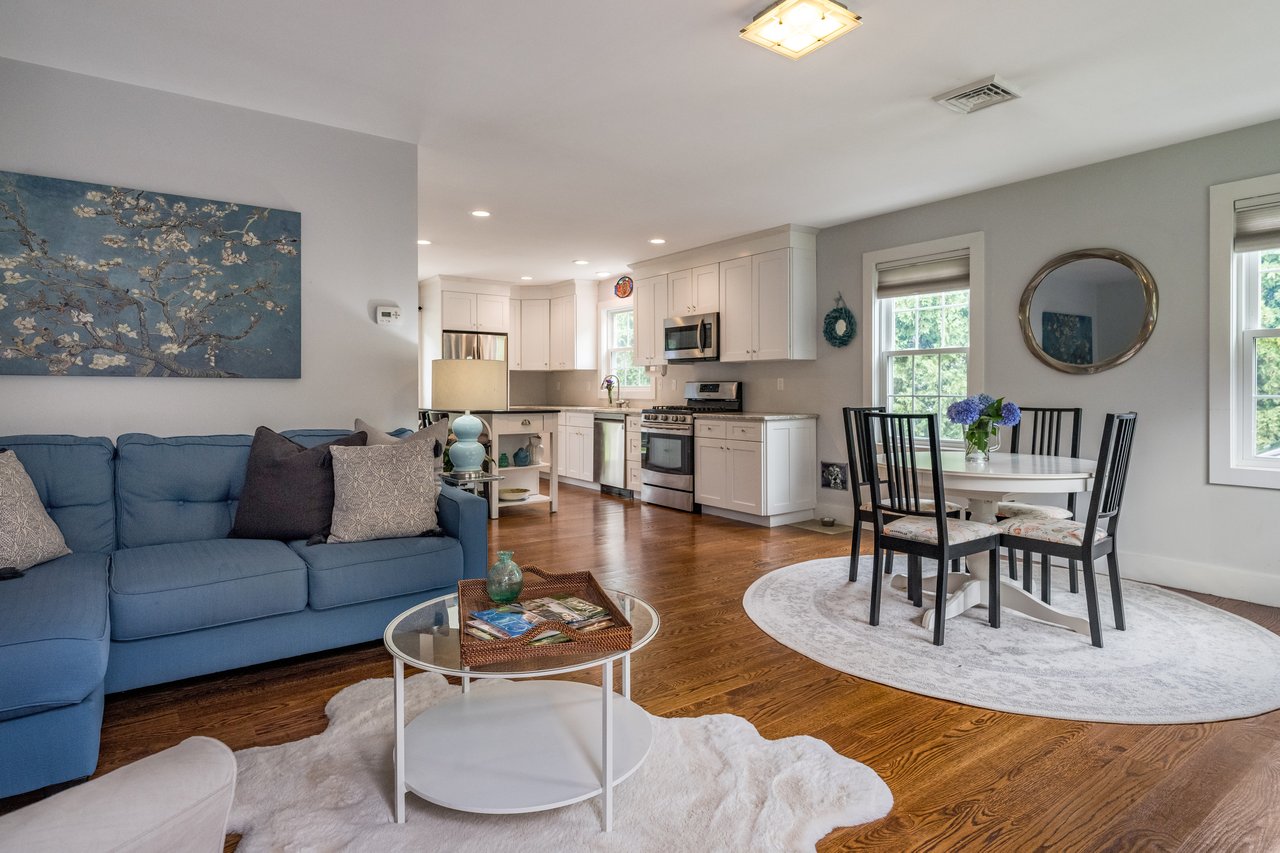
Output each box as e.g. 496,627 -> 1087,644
6,484 -> 1279,850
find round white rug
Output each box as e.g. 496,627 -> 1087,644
743,556 -> 1280,724
228,672 -> 892,852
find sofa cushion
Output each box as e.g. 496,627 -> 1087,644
230,427 -> 367,542
290,535 -> 463,610
0,449 -> 71,571
0,435 -> 116,554
327,442 -> 439,544
116,433 -> 253,549
110,539 -> 307,640
0,552 -> 110,721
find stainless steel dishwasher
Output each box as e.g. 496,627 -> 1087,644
593,412 -> 628,496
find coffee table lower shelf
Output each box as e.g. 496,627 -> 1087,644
403,680 -> 653,815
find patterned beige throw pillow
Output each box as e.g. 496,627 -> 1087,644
0,449 -> 72,571
327,442 -> 440,544
354,418 -> 449,476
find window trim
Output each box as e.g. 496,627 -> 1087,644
598,302 -> 654,401
862,232 -> 985,412
1210,173 -> 1280,489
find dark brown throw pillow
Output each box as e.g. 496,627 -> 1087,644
229,427 -> 368,541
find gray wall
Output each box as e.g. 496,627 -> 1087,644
0,59 -> 419,436
814,118 -> 1280,605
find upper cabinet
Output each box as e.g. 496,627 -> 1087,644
628,225 -> 816,365
442,290 -> 509,333
669,263 -> 720,316
634,274 -> 668,367
719,247 -> 816,362
547,281 -> 597,370
517,298 -> 550,371
508,299 -> 523,370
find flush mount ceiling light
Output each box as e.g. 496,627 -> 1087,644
573,259 -> 589,265
740,0 -> 862,60
470,210 -> 491,217
520,276 -> 533,281
649,238 -> 666,245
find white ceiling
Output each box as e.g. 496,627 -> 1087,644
4,0 -> 1280,286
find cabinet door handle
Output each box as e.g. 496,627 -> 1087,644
521,419 -> 531,426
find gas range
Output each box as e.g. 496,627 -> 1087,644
640,381 -> 742,512
641,381 -> 743,425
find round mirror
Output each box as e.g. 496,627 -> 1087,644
1018,248 -> 1158,374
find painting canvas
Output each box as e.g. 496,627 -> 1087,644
820,461 -> 848,491
0,170 -> 300,377
1041,311 -> 1093,366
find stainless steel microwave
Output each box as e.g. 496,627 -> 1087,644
663,312 -> 719,362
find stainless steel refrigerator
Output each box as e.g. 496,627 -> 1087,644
441,331 -> 507,362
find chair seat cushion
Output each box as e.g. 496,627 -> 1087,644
997,501 -> 1073,520
859,498 -> 965,514
996,516 -> 1108,546
0,552 -> 110,721
290,535 -> 463,610
883,516 -> 999,546
110,539 -> 307,640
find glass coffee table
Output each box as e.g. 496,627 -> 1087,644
383,588 -> 659,831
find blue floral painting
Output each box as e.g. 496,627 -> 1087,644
0,170 -> 300,377
1041,311 -> 1093,366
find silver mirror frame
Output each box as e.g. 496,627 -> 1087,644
1018,248 -> 1158,375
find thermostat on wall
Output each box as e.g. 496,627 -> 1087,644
376,305 -> 402,325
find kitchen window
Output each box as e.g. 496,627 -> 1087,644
601,306 -> 653,399
1210,173 -> 1280,489
862,233 -> 985,441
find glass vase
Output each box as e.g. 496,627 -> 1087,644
964,425 -> 1000,463
486,550 -> 523,603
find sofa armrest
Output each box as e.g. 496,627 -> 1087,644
436,485 -> 489,580
0,736 -> 236,853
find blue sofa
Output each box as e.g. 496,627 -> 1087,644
0,430 -> 488,799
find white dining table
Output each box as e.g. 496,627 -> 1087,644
881,450 -> 1097,636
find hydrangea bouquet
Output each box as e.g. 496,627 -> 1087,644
946,394 -> 1021,460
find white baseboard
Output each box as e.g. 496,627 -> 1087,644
1118,550 -> 1280,607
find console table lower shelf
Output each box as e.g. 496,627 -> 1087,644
400,679 -> 653,825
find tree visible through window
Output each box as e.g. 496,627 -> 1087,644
604,308 -> 651,393
1247,249 -> 1280,456
881,290 -> 970,440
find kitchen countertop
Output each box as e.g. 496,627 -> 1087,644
695,412 -> 818,421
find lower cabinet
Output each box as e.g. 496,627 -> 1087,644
557,411 -> 595,483
694,418 -> 816,524
625,414 -> 643,494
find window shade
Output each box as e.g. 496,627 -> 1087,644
875,251 -> 970,298
1235,193 -> 1280,253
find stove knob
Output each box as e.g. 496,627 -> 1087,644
660,414 -> 669,422
677,415 -> 687,423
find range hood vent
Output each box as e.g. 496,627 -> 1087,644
933,75 -> 1020,114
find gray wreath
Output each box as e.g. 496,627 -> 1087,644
823,295 -> 856,348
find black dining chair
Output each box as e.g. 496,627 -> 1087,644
996,412 -> 1138,648
842,406 -> 965,583
998,406 -> 1083,600
862,412 -> 1002,646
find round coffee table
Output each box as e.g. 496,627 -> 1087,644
383,588 -> 659,831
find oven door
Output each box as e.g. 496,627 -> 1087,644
663,313 -> 718,362
641,427 -> 693,487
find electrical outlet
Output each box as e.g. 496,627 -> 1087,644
777,378 -> 785,391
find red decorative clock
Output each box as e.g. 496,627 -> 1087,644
614,275 -> 634,298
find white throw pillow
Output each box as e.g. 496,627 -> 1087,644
0,449 -> 72,571
354,418 -> 448,476
327,442 -> 440,544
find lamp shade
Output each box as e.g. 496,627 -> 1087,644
431,359 -> 509,412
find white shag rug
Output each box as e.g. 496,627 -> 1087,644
743,556 -> 1280,725
228,673 -> 892,852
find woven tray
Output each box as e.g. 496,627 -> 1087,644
457,567 -> 633,667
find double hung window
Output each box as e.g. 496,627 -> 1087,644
601,306 -> 652,398
1211,176 -> 1280,487
862,234 -> 985,442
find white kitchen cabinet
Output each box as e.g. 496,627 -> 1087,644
508,300 -> 523,370
558,411 -> 595,483
519,298 -> 550,371
546,284 -> 597,371
634,274 -> 668,366
718,248 -> 816,362
625,414 -> 643,495
667,264 -> 719,316
549,294 -> 574,370
694,417 -> 816,525
441,290 -> 509,333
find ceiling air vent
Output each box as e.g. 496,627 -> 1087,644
933,75 -> 1020,114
